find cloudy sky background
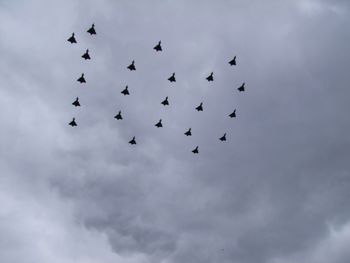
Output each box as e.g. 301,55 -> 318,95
1,0 -> 350,262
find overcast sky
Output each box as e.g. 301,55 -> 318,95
0,0 -> 350,262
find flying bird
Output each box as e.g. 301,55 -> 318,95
168,72 -> 176,82
77,73 -> 86,83
114,111 -> 123,120
219,133 -> 227,141
238,82 -> 245,92
121,86 -> 129,95
87,23 -> 96,35
196,102 -> 203,111
129,136 -> 136,145
67,33 -> 77,44
229,56 -> 236,66
229,109 -> 236,118
127,60 -> 136,71
184,128 -> 192,136
82,49 -> 91,60
161,96 -> 169,106
72,97 -> 80,107
153,41 -> 162,51
206,72 -> 214,81
69,118 -> 77,127
192,146 -> 199,154
155,119 -> 163,128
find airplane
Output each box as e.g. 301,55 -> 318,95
238,82 -> 245,92
184,128 -> 192,136
229,56 -> 236,66
69,117 -> 77,127
196,102 -> 203,111
87,24 -> 96,35
114,111 -> 123,120
67,33 -> 77,44
192,146 -> 199,154
153,41 -> 162,51
121,86 -> 130,95
161,96 -> 169,106
219,133 -> 226,141
127,60 -> 136,71
229,109 -> 236,118
206,72 -> 214,81
77,73 -> 86,83
72,97 -> 80,107
155,119 -> 163,128
129,136 -> 136,145
168,72 -> 176,82
82,49 -> 91,60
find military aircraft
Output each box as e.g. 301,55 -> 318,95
192,146 -> 199,154
229,56 -> 236,66
82,49 -> 91,60
87,24 -> 96,35
238,83 -> 245,92
129,136 -> 136,145
77,73 -> 86,83
196,102 -> 203,111
184,128 -> 192,136
206,72 -> 214,81
168,72 -> 176,82
72,97 -> 80,107
69,118 -> 77,127
127,60 -> 136,71
114,111 -> 123,120
153,41 -> 162,51
161,96 -> 169,106
155,119 -> 163,128
229,109 -> 236,118
67,33 -> 77,44
121,86 -> 130,95
219,133 -> 226,141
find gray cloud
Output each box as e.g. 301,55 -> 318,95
0,0 -> 350,263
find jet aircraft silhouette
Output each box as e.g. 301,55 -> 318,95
87,24 -> 96,35
121,86 -> 129,95
155,119 -> 163,128
168,72 -> 176,82
114,111 -> 123,120
161,96 -> 169,106
196,102 -> 203,111
127,60 -> 136,71
77,73 -> 86,83
72,97 -> 80,107
82,49 -> 91,60
67,33 -> 77,44
129,136 -> 136,145
153,41 -> 162,51
184,128 -> 192,136
69,118 -> 77,127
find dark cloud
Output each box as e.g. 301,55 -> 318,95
0,0 -> 350,262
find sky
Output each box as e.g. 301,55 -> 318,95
0,0 -> 350,262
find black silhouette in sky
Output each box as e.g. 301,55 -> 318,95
168,72 -> 176,82
219,133 -> 227,141
129,136 -> 136,145
67,33 -> 77,44
127,60 -> 136,71
184,128 -> 192,136
206,72 -> 214,81
121,86 -> 130,95
114,111 -> 123,120
229,56 -> 236,66
155,119 -> 163,128
87,24 -> 96,35
77,73 -> 86,83
229,109 -> 236,118
238,82 -> 245,92
161,96 -> 169,106
72,97 -> 80,107
192,146 -> 199,154
82,49 -> 91,60
153,41 -> 162,51
69,118 -> 77,127
196,102 -> 203,111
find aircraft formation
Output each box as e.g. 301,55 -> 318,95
67,24 -> 246,154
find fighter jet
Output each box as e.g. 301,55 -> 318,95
229,109 -> 236,118
168,72 -> 176,82
87,24 -> 96,35
127,60 -> 136,71
72,97 -> 80,107
192,146 -> 199,154
229,56 -> 236,66
196,102 -> 203,111
77,73 -> 86,83
219,133 -> 227,141
153,41 -> 162,51
82,49 -> 91,60
238,82 -> 245,92
129,136 -> 136,145
206,72 -> 214,81
161,96 -> 169,106
121,86 -> 130,95
114,111 -> 123,120
69,118 -> 77,127
67,33 -> 77,44
184,128 -> 192,136
155,119 -> 163,128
